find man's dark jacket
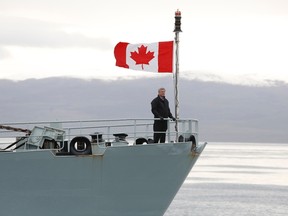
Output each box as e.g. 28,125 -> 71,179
151,96 -> 173,119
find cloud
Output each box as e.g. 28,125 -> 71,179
181,70 -> 224,82
0,47 -> 11,60
0,16 -> 113,49
180,70 -> 288,86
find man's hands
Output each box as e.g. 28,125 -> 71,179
158,117 -> 176,121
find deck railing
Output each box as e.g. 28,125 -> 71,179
0,118 -> 198,150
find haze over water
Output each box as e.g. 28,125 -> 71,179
165,142 -> 288,216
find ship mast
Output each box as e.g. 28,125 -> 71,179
173,9 -> 182,141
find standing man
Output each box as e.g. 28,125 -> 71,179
151,87 -> 175,143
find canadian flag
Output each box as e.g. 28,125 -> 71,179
114,41 -> 173,73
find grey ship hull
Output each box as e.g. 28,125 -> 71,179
0,142 -> 206,216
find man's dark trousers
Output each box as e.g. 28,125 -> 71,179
153,119 -> 168,143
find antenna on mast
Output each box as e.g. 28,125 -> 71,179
173,9 -> 182,141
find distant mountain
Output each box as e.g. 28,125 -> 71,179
0,77 -> 287,143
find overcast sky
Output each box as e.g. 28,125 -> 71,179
0,0 -> 288,85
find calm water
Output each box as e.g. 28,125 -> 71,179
165,142 -> 288,216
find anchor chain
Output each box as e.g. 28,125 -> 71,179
0,124 -> 31,134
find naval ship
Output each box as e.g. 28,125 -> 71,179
0,10 -> 206,216
0,118 -> 206,216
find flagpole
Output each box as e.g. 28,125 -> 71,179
173,9 -> 182,141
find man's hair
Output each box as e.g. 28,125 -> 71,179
158,87 -> 166,93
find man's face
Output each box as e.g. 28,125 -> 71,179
159,89 -> 166,97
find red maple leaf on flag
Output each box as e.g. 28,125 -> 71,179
130,45 -> 155,70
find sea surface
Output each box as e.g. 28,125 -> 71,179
165,142 -> 288,216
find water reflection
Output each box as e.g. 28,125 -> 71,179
189,142 -> 288,186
